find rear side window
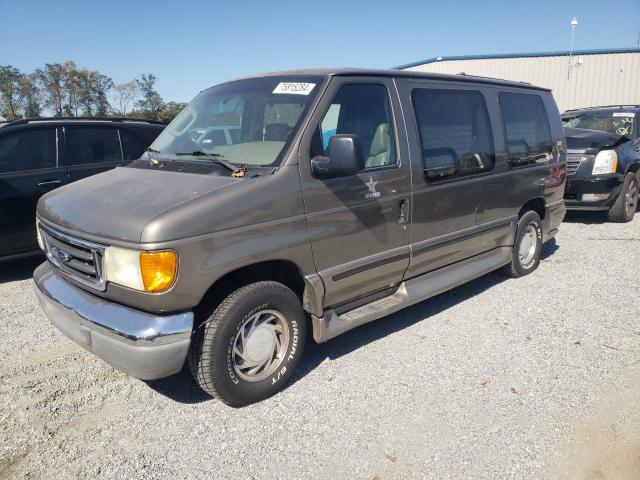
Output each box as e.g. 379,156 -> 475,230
119,130 -> 147,160
65,127 -> 122,165
499,92 -> 552,166
412,88 -> 495,182
0,129 -> 56,173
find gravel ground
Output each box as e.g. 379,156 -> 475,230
1,211 -> 639,480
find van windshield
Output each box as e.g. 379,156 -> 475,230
150,76 -> 324,168
563,111 -> 636,139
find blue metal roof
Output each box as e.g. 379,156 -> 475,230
395,47 -> 640,70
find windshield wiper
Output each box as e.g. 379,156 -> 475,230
175,150 -> 240,174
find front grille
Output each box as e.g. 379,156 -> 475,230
566,152 -> 594,176
40,224 -> 107,291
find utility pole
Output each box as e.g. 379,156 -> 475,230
568,17 -> 578,80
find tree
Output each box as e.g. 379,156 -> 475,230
62,61 -> 83,116
18,74 -> 43,118
159,101 -> 187,123
111,81 -> 138,116
77,70 -> 112,116
0,65 -> 23,120
36,63 -> 66,116
135,73 -> 163,120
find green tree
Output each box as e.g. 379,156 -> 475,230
36,63 -> 66,116
0,65 -> 24,120
18,74 -> 43,118
159,101 -> 187,123
135,73 -> 164,120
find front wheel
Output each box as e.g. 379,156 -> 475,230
501,210 -> 543,278
188,281 -> 307,407
607,173 -> 639,223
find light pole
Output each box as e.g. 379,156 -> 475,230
568,17 -> 578,79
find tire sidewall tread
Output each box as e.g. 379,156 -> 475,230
188,281 -> 306,407
503,210 -> 543,278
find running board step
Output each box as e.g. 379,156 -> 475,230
312,247 -> 512,343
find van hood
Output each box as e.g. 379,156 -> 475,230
564,127 -> 629,151
38,166 -> 237,243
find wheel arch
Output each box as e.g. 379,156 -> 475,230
195,259 -> 321,320
519,197 -> 546,221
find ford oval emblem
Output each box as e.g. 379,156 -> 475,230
56,249 -> 72,263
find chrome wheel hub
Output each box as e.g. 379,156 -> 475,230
519,225 -> 537,266
232,309 -> 289,382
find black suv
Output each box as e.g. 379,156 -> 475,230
562,106 -> 640,222
0,118 -> 164,259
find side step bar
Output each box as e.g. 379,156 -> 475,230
311,247 -> 512,343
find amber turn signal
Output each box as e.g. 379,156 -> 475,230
139,250 -> 177,292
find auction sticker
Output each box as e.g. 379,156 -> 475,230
612,112 -> 635,117
273,82 -> 316,95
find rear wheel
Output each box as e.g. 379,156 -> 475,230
502,211 -> 543,278
188,281 -> 306,407
607,173 -> 638,223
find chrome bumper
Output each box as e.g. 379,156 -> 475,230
33,262 -> 193,380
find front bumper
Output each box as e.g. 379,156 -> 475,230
564,173 -> 624,211
33,262 -> 193,380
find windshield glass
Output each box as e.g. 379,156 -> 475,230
150,76 -> 324,167
563,111 -> 636,138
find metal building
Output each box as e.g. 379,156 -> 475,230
398,48 -> 640,112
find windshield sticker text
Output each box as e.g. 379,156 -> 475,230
612,112 -> 635,118
273,82 -> 316,95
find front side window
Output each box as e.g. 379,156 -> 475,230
312,84 -> 397,169
66,127 -> 122,165
0,129 -> 56,173
412,88 -> 495,182
499,92 -> 553,167
150,76 -> 323,167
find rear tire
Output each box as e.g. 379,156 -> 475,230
502,211 -> 543,278
607,173 -> 638,223
188,281 -> 307,407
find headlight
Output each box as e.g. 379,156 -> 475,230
104,247 -> 177,293
592,149 -> 618,175
36,220 -> 44,251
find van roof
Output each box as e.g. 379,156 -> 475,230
225,68 -> 551,92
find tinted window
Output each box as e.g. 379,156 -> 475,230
499,92 -> 553,166
412,88 -> 495,182
313,84 -> 396,169
66,127 -> 122,165
119,129 -> 147,160
0,129 -> 56,173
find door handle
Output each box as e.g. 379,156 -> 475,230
398,199 -> 409,224
37,180 -> 62,188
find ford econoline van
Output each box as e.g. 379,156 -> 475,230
33,69 -> 566,406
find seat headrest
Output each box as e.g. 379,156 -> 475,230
369,123 -> 389,156
264,123 -> 292,142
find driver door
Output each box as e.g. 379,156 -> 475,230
299,77 -> 412,308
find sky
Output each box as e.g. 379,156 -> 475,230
1,0 -> 639,103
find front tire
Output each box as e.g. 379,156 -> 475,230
188,281 -> 307,407
502,211 -> 543,278
607,173 -> 638,223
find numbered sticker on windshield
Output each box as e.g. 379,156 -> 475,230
612,112 -> 635,118
273,82 -> 316,95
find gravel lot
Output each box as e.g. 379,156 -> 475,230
1,211 -> 639,480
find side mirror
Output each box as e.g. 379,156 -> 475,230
311,134 -> 365,179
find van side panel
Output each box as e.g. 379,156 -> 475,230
396,80 -> 565,281
396,79 -> 516,279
